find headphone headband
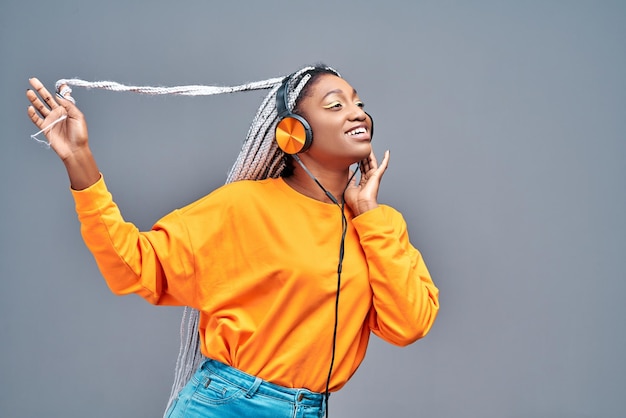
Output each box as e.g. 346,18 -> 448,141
276,76 -> 290,117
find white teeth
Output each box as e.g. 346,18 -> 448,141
347,127 -> 366,136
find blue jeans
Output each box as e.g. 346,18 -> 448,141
166,359 -> 327,418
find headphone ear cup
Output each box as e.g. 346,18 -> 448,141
275,114 -> 313,154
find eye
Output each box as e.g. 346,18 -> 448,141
356,101 -> 365,108
323,101 -> 343,109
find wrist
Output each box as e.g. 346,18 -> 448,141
63,147 -> 101,190
354,201 -> 379,217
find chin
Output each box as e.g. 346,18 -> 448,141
355,144 -> 372,158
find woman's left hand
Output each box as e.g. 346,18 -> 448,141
344,149 -> 390,216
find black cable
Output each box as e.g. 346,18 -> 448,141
291,155 -> 359,418
324,200 -> 348,418
323,168 -> 358,418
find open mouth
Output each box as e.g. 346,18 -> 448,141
346,127 -> 367,136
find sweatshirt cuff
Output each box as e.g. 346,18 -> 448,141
352,205 -> 389,235
70,174 -> 111,212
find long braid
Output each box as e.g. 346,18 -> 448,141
54,77 -> 285,97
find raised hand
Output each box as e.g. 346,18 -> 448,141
344,149 -> 390,216
26,78 -> 100,189
26,78 -> 89,160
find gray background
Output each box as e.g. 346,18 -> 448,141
1,1 -> 625,417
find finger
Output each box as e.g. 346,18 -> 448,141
361,151 -> 378,175
359,152 -> 373,173
56,83 -> 76,105
26,88 -> 53,119
368,150 -> 379,169
30,77 -> 59,111
27,77 -> 60,118
359,159 -> 367,175
27,105 -> 44,128
378,150 -> 390,173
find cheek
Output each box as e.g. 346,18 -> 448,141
311,127 -> 344,152
309,117 -> 342,142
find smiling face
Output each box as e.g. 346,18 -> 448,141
294,73 -> 373,170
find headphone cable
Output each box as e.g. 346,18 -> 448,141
292,155 -> 359,418
324,197 -> 349,418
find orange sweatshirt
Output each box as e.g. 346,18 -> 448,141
72,176 -> 439,393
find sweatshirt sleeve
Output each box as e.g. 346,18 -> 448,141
352,205 -> 439,346
71,176 -> 196,306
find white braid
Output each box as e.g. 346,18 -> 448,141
54,77 -> 285,97
43,65 -> 339,416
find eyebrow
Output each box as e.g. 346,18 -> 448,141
322,88 -> 358,100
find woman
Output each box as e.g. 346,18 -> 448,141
26,65 -> 439,418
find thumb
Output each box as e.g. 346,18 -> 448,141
56,84 -> 76,106
56,84 -> 85,120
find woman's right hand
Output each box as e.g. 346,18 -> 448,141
27,78 -> 100,189
26,78 -> 89,161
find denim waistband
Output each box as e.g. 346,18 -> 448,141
198,359 -> 326,408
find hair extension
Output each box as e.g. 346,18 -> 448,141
54,77 -> 285,97
50,65 -> 340,416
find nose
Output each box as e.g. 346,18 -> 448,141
348,103 -> 368,121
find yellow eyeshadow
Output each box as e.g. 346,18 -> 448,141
322,101 -> 341,109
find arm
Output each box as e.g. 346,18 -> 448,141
26,79 -> 195,306
72,178 -> 195,306
354,206 -> 439,346
345,149 -> 439,344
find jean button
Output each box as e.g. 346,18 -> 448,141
297,393 -> 304,402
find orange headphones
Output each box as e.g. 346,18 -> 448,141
275,74 -> 313,155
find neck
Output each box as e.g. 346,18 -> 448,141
284,156 -> 351,204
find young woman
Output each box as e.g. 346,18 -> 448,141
26,65 -> 439,418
